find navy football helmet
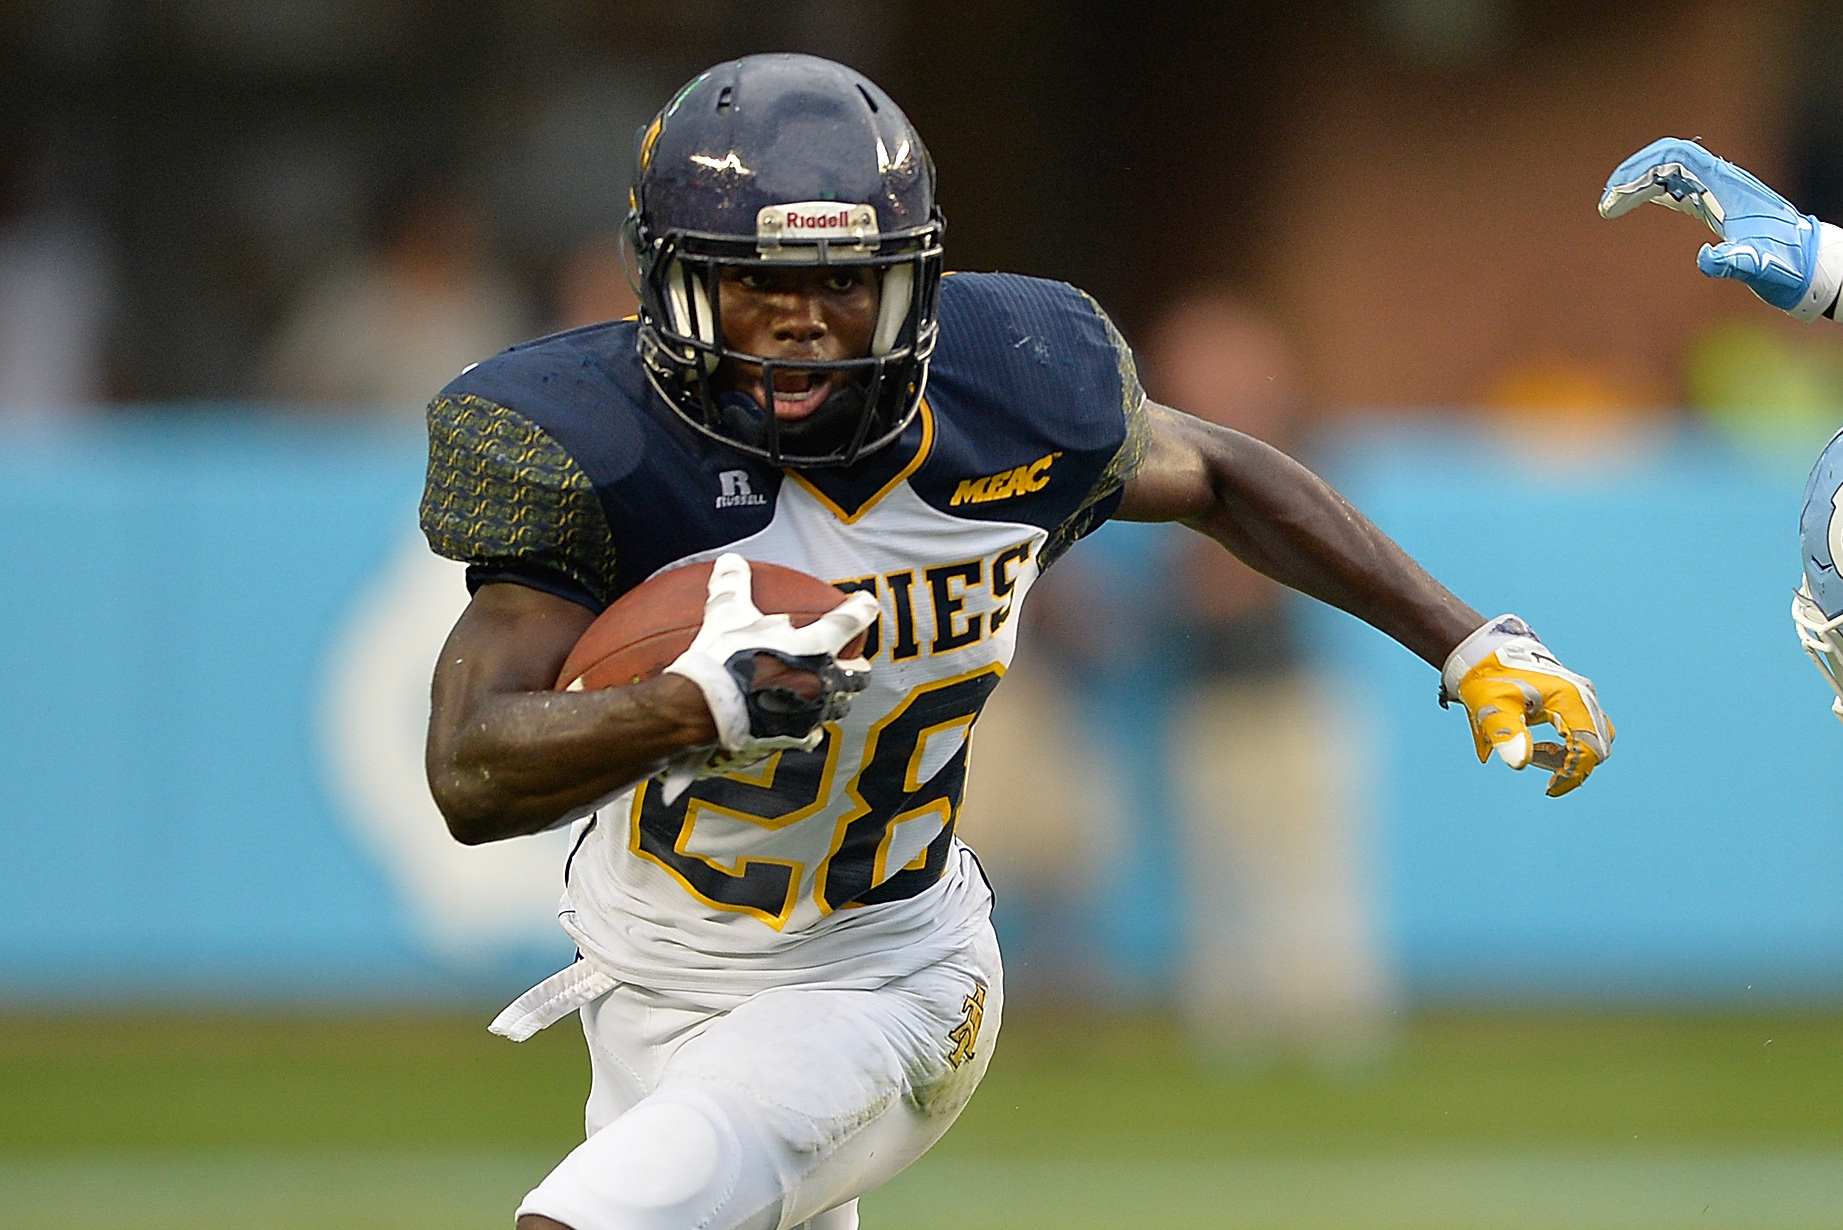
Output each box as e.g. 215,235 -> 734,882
1795,427 -> 1843,720
628,54 -> 945,468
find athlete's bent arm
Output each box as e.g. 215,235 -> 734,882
1116,400 -> 1481,665
1116,401 -> 1613,794
426,582 -> 719,845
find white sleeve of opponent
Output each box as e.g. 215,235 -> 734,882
1794,222 -> 1843,322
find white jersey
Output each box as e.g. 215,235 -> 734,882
422,272 -> 1147,1001
562,475 -> 1037,1001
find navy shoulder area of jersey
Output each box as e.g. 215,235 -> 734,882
913,273 -> 1150,567
420,320 -> 785,611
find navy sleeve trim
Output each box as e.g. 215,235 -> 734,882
464,563 -> 604,613
1039,294 -> 1149,569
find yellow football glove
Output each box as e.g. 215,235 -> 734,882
1440,615 -> 1614,797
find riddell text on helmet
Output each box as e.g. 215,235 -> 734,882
785,208 -> 855,231
758,202 -> 877,243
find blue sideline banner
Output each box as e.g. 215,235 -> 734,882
0,414 -> 574,1002
1313,421 -> 1843,1000
0,412 -> 1839,1002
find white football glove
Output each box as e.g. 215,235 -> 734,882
1441,614 -> 1614,797
659,553 -> 877,801
1600,137 -> 1843,321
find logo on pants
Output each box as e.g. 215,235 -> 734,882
947,981 -> 986,1068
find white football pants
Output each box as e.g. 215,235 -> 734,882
517,919 -> 1003,1230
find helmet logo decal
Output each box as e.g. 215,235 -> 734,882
757,202 -> 879,259
875,138 -> 912,174
690,151 -> 752,176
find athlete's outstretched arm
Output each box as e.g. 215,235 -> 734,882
426,582 -> 721,844
1116,401 -> 1479,664
1115,401 -> 1613,795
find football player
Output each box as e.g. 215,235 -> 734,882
1600,138 -> 1843,720
424,54 -> 1614,1230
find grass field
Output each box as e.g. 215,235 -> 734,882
3,1009 -> 1841,1228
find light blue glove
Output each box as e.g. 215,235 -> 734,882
1600,137 -> 1819,311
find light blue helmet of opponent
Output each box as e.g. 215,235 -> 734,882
1795,427 -> 1843,720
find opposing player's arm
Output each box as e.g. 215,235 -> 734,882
426,582 -> 720,845
1115,401 -> 1613,795
1116,400 -> 1480,665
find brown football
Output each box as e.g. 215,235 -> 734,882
555,559 -> 868,691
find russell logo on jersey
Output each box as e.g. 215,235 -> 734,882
716,470 -> 769,509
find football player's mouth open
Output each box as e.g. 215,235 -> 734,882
743,365 -> 841,422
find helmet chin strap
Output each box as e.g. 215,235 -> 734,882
716,378 -> 871,464
778,380 -> 869,452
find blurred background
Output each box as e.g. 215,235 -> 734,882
6,0 -> 1843,1226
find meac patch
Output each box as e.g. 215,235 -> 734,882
950,452 -> 1059,507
